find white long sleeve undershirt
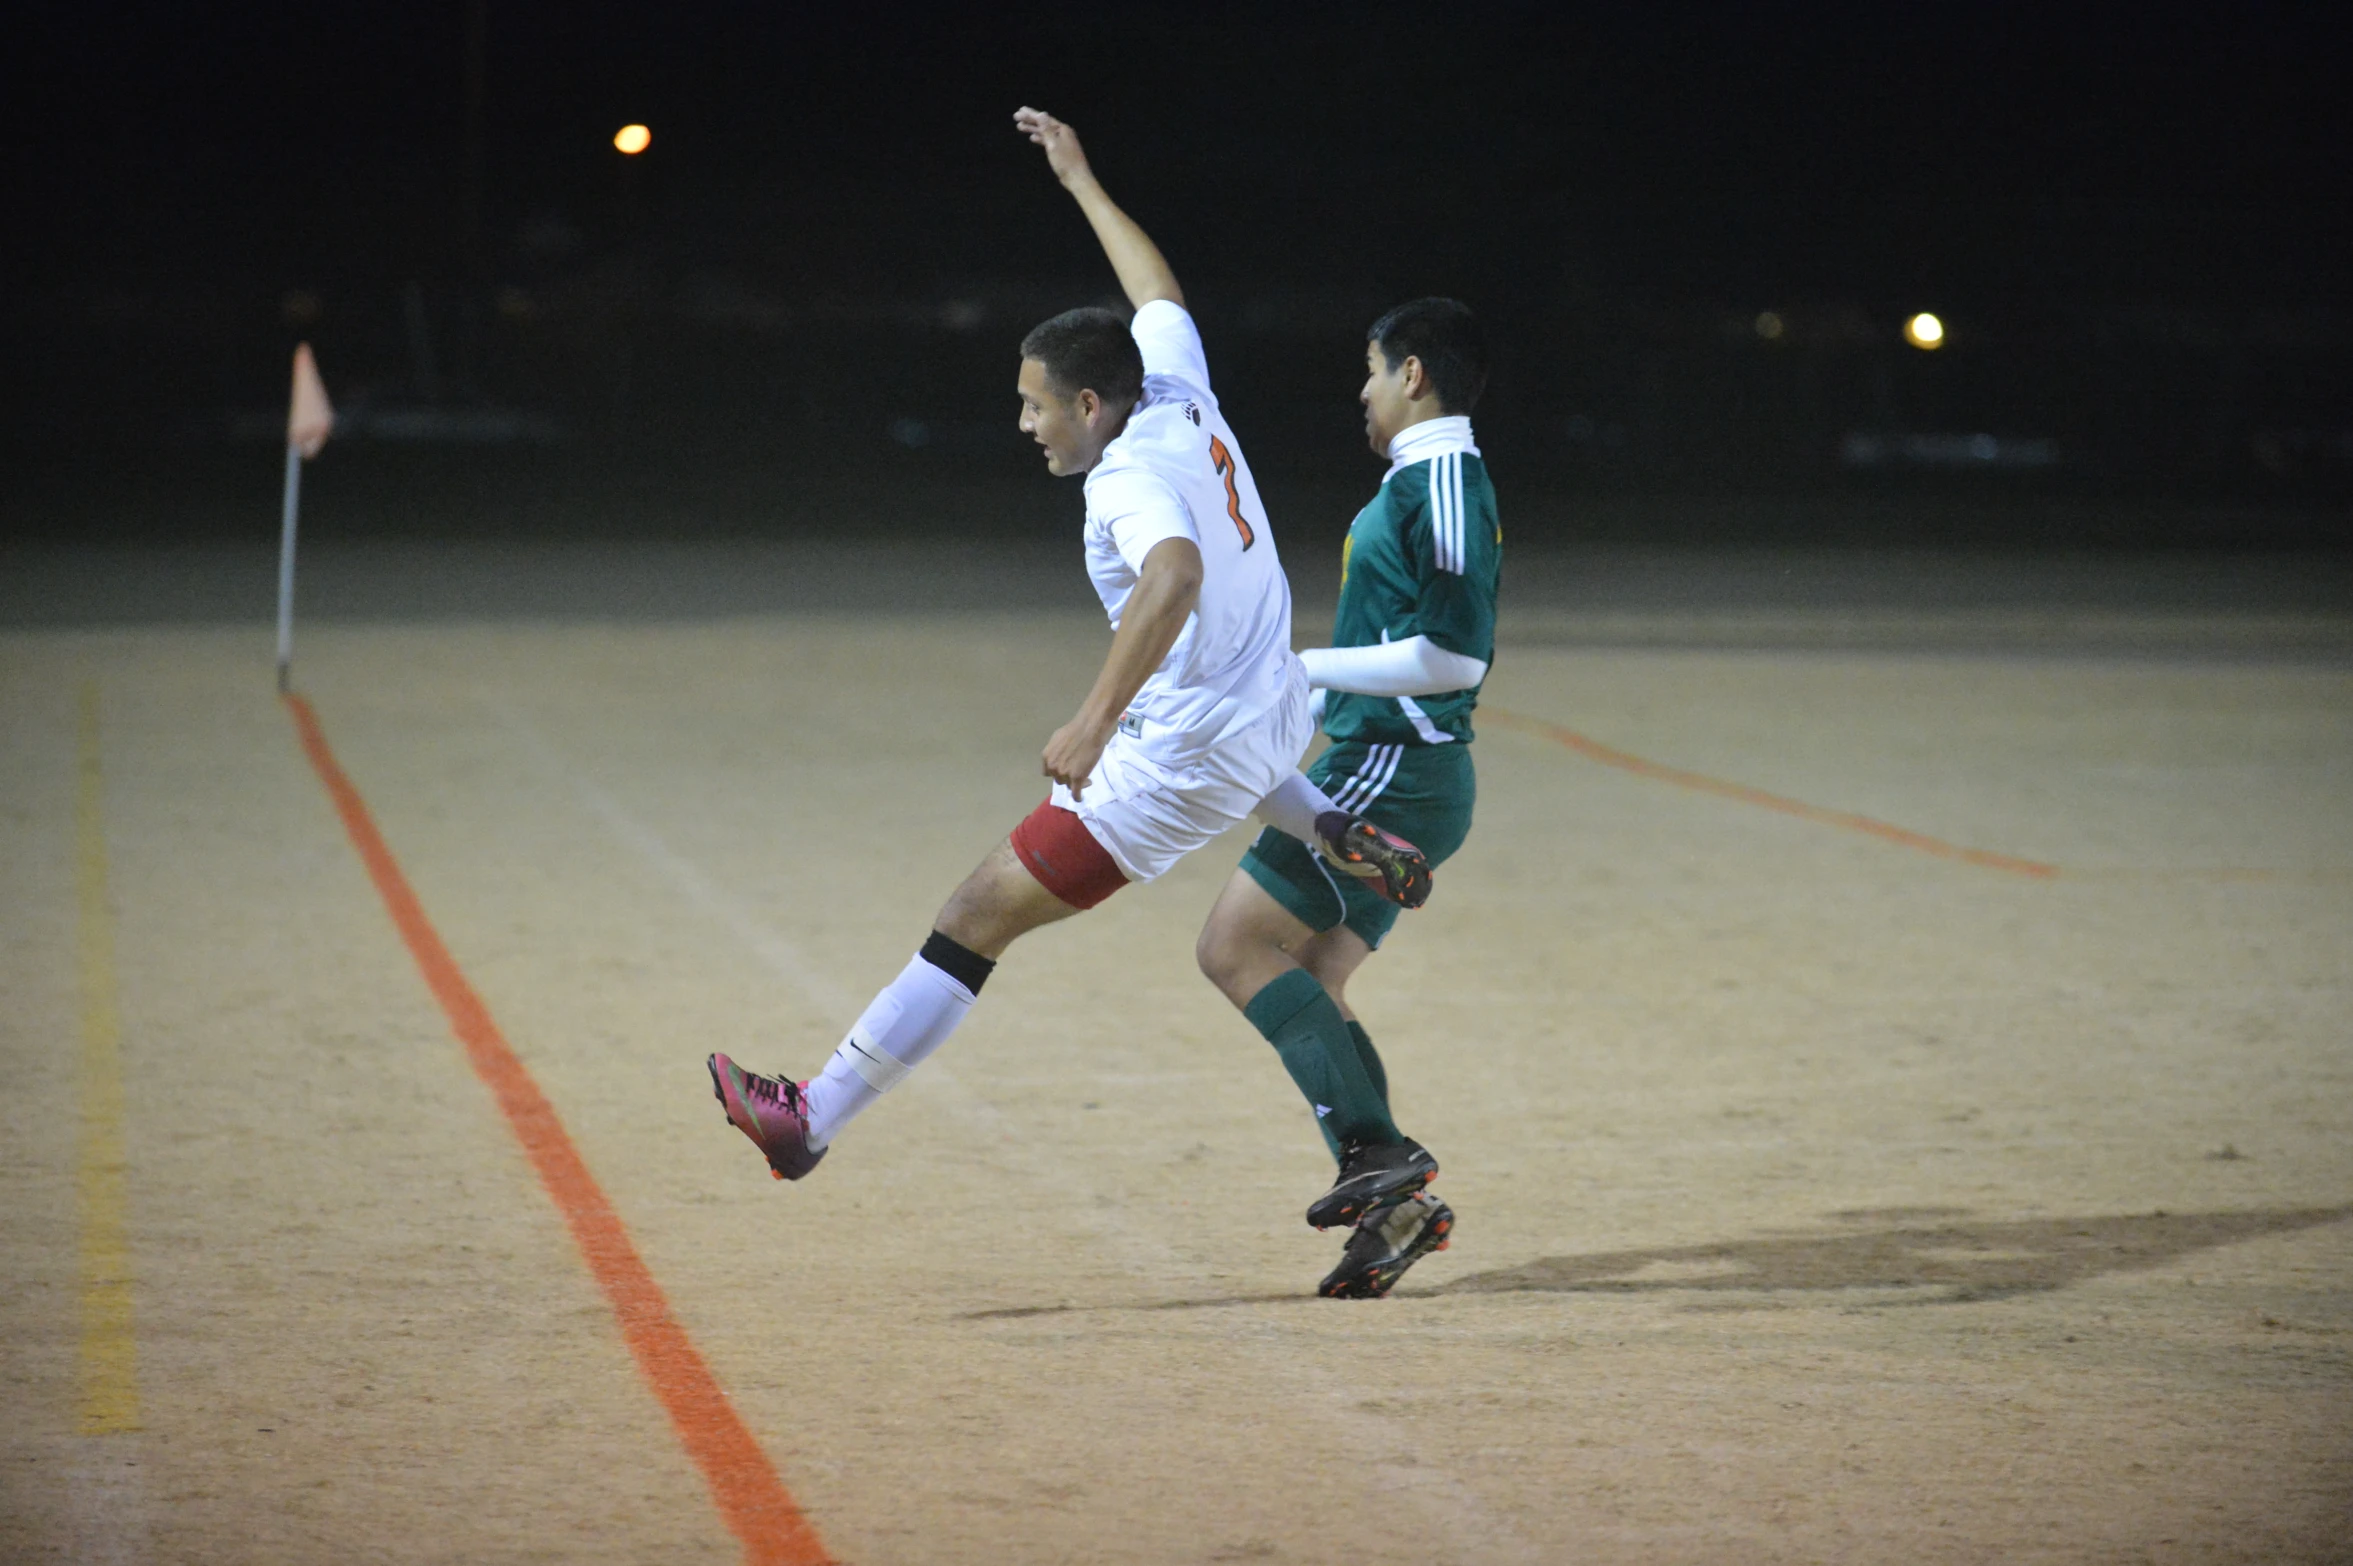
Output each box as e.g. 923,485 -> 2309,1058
1298,635 -> 1489,698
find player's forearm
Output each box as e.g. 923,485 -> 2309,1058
1064,175 -> 1184,310
1300,637 -> 1489,697
1075,542 -> 1202,731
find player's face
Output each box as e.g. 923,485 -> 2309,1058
1361,341 -> 1414,455
1017,358 -> 1102,477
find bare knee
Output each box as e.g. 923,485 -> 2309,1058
935,877 -> 1003,952
1194,919 -> 1244,994
936,839 -> 1077,959
1197,869 -> 1319,1010
1195,908 -> 1288,1010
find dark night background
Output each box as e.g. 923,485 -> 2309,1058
5,2 -> 2351,565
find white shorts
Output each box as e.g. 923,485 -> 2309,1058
1050,676 -> 1313,884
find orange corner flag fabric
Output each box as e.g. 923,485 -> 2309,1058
289,343 -> 335,458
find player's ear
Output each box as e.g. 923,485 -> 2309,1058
1402,354 -> 1433,402
1076,387 -> 1102,425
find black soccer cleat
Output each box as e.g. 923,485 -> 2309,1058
1306,1137 -> 1438,1230
1313,810 -> 1432,910
1320,1191 -> 1455,1299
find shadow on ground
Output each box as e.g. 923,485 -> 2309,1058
964,1206 -> 2353,1319
1434,1205 -> 2353,1305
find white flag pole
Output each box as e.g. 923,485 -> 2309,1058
275,439 -> 301,693
277,343 -> 334,693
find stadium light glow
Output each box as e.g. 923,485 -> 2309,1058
1905,312 -> 1945,350
614,124 -> 652,155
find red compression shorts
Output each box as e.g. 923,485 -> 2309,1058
1009,800 -> 1129,910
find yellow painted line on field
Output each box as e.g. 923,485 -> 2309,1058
76,682 -> 140,1434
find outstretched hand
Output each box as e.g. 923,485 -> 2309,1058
1013,104 -> 1183,311
1014,106 -> 1095,189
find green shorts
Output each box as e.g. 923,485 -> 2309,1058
1239,740 -> 1476,950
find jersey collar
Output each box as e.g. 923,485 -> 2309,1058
1383,414 -> 1479,481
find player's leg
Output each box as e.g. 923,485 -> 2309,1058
1275,866 -> 1461,1298
1294,921 -> 1385,1100
1255,769 -> 1433,909
710,802 -> 1123,1180
1204,890 -> 1390,1161
1309,747 -> 1478,1286
1198,876 -> 1389,1156
1198,854 -> 1436,1227
1216,741 -> 1411,1147
1274,910 -> 1455,1297
1285,744 -> 1471,1154
1293,921 -> 1374,1015
795,827 -> 1097,1139
1196,868 -> 1403,1155
935,833 -> 1092,958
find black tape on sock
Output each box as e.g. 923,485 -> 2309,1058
920,930 -> 997,996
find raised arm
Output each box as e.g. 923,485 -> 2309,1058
1014,106 -> 1183,310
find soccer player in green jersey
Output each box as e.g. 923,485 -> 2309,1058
1196,298 -> 1498,1298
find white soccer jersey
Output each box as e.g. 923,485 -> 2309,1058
1080,300 -> 1299,767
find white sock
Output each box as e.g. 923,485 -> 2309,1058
1255,769 -> 1342,844
802,953 -> 977,1148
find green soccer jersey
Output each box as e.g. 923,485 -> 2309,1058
1322,441 -> 1501,747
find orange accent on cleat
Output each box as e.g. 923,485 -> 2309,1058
1313,811 -> 1433,910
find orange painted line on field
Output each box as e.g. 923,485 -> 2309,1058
283,693 -> 831,1566
1483,704 -> 2061,880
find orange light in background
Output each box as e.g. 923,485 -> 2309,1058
1905,312 -> 1945,350
614,124 -> 651,155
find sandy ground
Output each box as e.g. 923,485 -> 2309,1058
3,584 -> 2350,1563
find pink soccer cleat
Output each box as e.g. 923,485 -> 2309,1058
707,1053 -> 827,1181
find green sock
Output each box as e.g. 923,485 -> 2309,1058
1346,1020 -> 1389,1110
1314,1022 -> 1392,1159
1243,969 -> 1400,1155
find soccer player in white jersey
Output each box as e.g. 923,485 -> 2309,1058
706,109 -> 1435,1240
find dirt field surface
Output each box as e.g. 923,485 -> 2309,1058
4,550 -> 2350,1563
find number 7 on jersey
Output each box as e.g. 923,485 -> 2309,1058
1207,434 -> 1258,550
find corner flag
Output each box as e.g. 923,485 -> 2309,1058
277,343 -> 336,691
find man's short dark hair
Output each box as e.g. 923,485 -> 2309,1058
1020,307 -> 1144,410
1367,297 -> 1487,414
